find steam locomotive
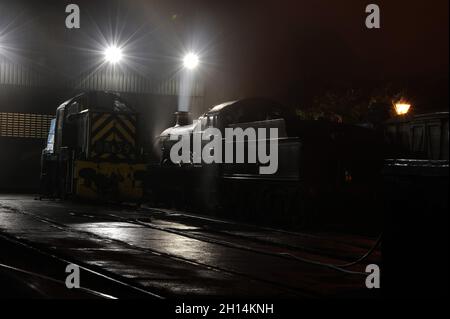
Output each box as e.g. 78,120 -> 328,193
151,98 -> 384,227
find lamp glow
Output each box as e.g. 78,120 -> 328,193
394,102 -> 411,115
183,53 -> 199,70
104,46 -> 123,64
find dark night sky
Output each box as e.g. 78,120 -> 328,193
1,0 -> 448,109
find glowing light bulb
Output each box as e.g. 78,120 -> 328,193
183,53 -> 199,70
104,46 -> 123,64
394,102 -> 411,115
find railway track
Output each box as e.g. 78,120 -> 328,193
0,203 -> 309,297
34,203 -> 378,274
132,207 -> 380,264
56,204 -> 380,271
0,199 -> 377,297
142,207 -> 379,250
53,203 -> 379,265
0,233 -> 163,299
102,212 -> 370,275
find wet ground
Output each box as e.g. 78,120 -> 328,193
0,194 -> 381,299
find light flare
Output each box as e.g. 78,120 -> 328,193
104,46 -> 123,64
394,99 -> 412,115
183,53 -> 199,70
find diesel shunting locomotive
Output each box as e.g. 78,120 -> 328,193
40,91 -> 146,201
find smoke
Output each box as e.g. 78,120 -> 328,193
178,69 -> 195,112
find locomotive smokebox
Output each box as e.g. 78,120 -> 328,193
174,111 -> 191,126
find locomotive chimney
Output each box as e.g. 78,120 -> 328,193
174,111 -> 191,126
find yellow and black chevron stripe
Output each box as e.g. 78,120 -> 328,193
90,112 -> 137,161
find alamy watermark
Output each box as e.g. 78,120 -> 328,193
365,4 -> 381,29
365,264 -> 380,289
65,263 -> 80,289
169,121 -> 279,175
64,3 -> 381,30
65,4 -> 80,29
